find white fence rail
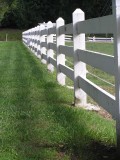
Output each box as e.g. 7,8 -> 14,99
87,36 -> 114,42
22,0 -> 120,152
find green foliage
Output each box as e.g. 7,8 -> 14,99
0,0 -> 112,29
0,0 -> 8,20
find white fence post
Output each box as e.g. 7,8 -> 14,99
47,21 -> 54,72
111,37 -> 114,42
34,27 -> 36,54
56,18 -> 66,85
112,0 -> 120,154
40,24 -> 47,64
32,27 -> 35,53
36,26 -> 39,56
93,36 -> 95,42
27,30 -> 29,47
32,28 -> 35,53
30,29 -> 32,50
34,27 -> 37,55
37,25 -> 41,58
32,28 -> 34,52
73,9 -> 87,106
36,26 -> 39,57
29,29 -> 31,48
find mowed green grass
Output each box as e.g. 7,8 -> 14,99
0,42 -> 117,160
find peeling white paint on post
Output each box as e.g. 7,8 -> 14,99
56,18 -> 66,85
47,21 -> 54,72
40,24 -> 47,64
73,9 -> 87,106
112,0 -> 120,153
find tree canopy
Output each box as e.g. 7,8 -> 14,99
0,0 -> 112,29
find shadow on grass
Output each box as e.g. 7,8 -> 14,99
43,87 -> 117,160
12,44 -> 67,159
12,43 -> 117,160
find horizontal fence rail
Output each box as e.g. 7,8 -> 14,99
77,49 -> 115,75
22,0 -> 120,152
77,15 -> 114,34
87,37 -> 114,42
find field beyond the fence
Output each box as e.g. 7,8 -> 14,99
0,29 -> 23,41
0,41 -> 117,160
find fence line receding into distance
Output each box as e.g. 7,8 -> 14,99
22,0 -> 120,153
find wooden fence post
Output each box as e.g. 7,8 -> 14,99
34,27 -> 37,55
56,18 -> 66,85
32,28 -> 35,53
32,28 -> 34,52
27,30 -> 29,47
34,27 -> 37,54
35,26 -> 39,57
30,29 -> 32,50
32,27 -> 35,53
47,21 -> 54,72
40,24 -> 47,64
37,25 -> 41,58
30,29 -> 33,51
73,9 -> 87,106
112,0 -> 120,155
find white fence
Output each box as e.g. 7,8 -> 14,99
22,0 -> 120,152
87,36 -> 114,42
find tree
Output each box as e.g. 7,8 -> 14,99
1,0 -> 112,29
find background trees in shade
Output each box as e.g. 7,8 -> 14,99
0,0 -> 112,29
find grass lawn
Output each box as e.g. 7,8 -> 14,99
0,41 -> 117,160
0,29 -> 23,41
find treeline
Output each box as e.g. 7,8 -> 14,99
0,0 -> 112,29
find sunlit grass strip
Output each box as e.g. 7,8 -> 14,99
0,41 -> 116,160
